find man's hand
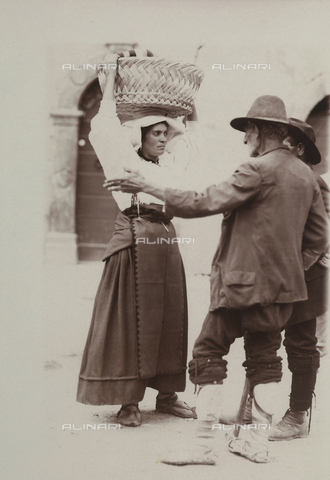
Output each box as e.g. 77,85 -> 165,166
318,252 -> 330,268
104,168 -> 165,201
103,168 -> 148,194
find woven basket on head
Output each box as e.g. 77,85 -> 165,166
114,57 -> 204,118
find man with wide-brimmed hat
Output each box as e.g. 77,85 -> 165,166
105,95 -> 328,463
269,118 -> 329,441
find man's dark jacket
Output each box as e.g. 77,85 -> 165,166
164,147 -> 328,310
287,171 -> 329,324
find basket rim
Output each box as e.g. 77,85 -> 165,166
117,56 -> 204,68
116,102 -> 193,118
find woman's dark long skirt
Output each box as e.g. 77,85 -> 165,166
77,246 -> 188,406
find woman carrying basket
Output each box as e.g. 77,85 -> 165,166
77,51 -> 202,427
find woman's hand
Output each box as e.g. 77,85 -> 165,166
103,168 -> 148,194
104,168 -> 166,201
97,53 -> 119,94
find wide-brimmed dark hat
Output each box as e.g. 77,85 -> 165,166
287,117 -> 321,165
230,95 -> 289,132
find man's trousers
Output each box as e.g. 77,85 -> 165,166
188,303 -> 294,388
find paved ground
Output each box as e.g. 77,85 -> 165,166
40,262 -> 330,480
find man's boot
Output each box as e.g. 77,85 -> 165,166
269,409 -> 309,441
270,353 -> 318,441
160,384 -> 223,466
227,383 -> 277,463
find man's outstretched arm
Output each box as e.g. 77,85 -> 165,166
104,161 -> 261,218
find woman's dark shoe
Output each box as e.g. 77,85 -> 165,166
117,403 -> 142,427
156,393 -> 197,419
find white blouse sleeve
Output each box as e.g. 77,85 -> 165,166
89,98 -> 137,179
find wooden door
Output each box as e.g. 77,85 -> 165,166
76,80 -> 120,261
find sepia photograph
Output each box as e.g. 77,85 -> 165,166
2,1 -> 330,479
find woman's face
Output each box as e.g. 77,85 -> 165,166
142,123 -> 168,160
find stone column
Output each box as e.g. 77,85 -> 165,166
44,109 -> 84,264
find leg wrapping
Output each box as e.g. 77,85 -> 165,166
287,349 -> 320,374
188,357 -> 227,385
287,349 -> 320,411
243,355 -> 282,388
